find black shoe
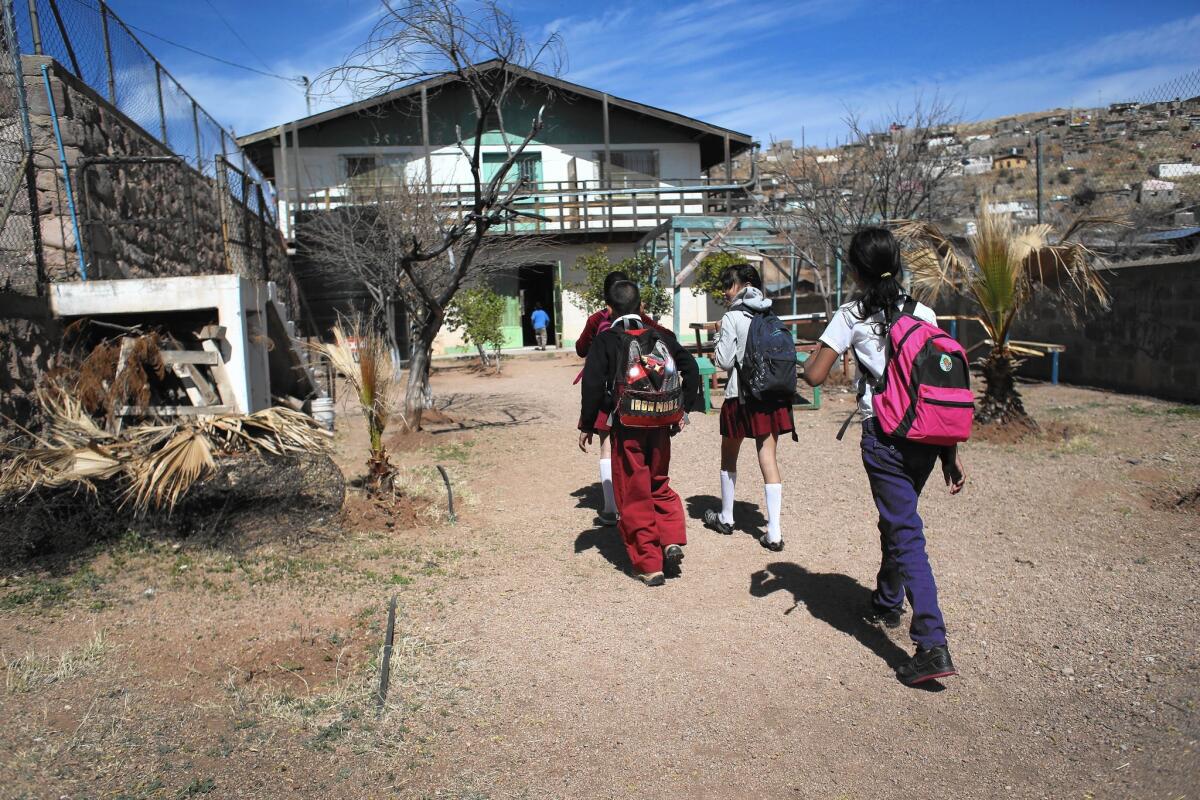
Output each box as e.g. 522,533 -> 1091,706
635,571 -> 665,587
703,509 -> 734,535
663,544 -> 684,578
865,604 -> 904,629
896,645 -> 957,686
757,533 -> 784,552
596,510 -> 619,527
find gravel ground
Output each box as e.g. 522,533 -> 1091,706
1,352 -> 1196,799
406,354 -> 1199,799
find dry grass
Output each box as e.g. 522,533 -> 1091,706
2,630 -> 110,694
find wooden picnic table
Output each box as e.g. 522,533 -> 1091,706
936,315 -> 1067,384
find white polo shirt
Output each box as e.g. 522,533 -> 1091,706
818,298 -> 937,419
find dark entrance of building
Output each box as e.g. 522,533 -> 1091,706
519,263 -> 556,347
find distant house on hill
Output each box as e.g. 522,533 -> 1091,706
236,60 -> 753,351
1138,179 -> 1177,205
1153,162 -> 1200,179
993,150 -> 1030,170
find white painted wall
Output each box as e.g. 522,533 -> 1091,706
273,141 -> 703,197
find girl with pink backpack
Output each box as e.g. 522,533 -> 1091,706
802,227 -> 968,687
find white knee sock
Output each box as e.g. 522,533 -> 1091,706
764,483 -> 782,542
720,470 -> 737,525
599,458 -> 615,514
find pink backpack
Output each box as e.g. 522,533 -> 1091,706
840,299 -> 973,445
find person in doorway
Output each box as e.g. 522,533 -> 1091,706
575,270 -> 672,527
703,263 -> 795,552
531,303 -> 550,350
801,226 -> 966,686
578,281 -> 702,586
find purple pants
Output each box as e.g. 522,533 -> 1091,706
860,418 -> 947,649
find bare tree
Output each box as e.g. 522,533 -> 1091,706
302,175 -> 541,429
308,0 -> 563,430
761,94 -> 967,310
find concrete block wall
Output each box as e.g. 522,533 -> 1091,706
1012,257 -> 1200,403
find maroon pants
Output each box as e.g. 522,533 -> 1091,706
612,426 -> 686,574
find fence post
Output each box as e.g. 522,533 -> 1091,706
25,0 -> 40,55
154,61 -> 167,145
214,155 -> 232,274
191,102 -> 202,171
99,1 -> 115,103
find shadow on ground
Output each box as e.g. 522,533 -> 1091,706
426,392 -> 543,433
571,484 -> 630,573
684,494 -> 768,539
749,562 -> 914,672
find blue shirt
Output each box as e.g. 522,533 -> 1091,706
531,309 -> 550,330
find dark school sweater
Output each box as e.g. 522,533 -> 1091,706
578,323 -> 703,432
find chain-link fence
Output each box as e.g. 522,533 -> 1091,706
11,0 -> 276,218
0,3 -> 37,293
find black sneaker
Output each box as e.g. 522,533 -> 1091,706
896,645 -> 957,686
865,604 -> 904,629
663,544 -> 684,578
596,510 -> 619,527
758,533 -> 784,552
635,571 -> 665,587
703,509 -> 734,535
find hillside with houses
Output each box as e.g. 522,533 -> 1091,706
732,95 -> 1200,254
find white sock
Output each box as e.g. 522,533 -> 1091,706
720,470 -> 737,525
764,483 -> 782,542
599,458 -> 615,514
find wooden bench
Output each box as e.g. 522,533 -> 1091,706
937,316 -> 1067,384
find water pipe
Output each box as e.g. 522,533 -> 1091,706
41,64 -> 87,280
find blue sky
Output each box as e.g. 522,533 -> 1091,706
102,0 -> 1200,145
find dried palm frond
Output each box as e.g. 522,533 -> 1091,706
123,428 -> 216,513
891,218 -> 971,302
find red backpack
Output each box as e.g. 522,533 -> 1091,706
840,300 -> 974,446
612,327 -> 684,429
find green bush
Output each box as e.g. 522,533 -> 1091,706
573,246 -> 671,317
690,251 -> 745,307
446,287 -> 506,368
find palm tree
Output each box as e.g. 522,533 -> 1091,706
893,211 -> 1113,426
310,320 -> 395,492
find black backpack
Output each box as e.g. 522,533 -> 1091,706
739,310 -> 797,401
611,327 -> 684,428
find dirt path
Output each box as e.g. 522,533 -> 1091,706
1,354 -> 1197,799
396,355 -> 1200,799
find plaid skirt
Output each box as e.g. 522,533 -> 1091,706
719,396 -> 795,439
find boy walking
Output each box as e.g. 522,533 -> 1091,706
531,303 -> 550,350
578,281 -> 702,586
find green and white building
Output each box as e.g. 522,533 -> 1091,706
238,61 -> 754,353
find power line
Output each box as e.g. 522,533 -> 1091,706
201,0 -> 276,76
59,0 -> 302,86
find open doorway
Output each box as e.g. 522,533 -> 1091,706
518,263 -> 556,347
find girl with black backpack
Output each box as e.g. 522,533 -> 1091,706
703,263 -> 795,551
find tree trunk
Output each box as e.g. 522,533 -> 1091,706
976,346 -> 1033,426
475,342 -> 490,369
403,314 -> 441,431
384,296 -> 403,369
404,339 -> 431,432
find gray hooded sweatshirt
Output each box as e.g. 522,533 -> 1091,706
713,286 -> 773,400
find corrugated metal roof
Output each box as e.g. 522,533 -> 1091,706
1138,227 -> 1200,242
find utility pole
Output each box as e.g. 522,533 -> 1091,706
1036,132 -> 1044,224
300,76 -> 312,116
